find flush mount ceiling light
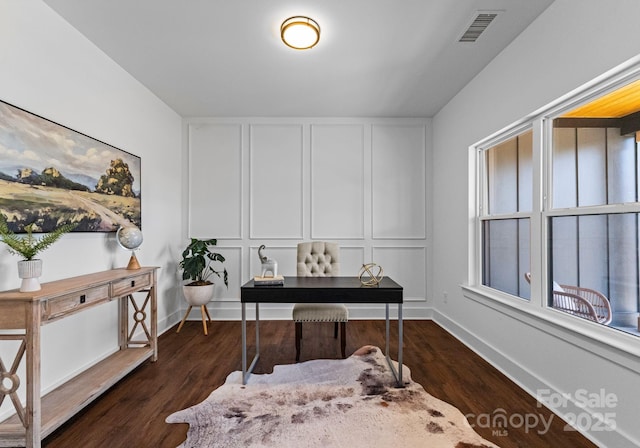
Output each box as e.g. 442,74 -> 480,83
281,16 -> 320,50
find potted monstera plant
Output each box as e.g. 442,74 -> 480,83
179,238 -> 228,306
0,215 -> 76,291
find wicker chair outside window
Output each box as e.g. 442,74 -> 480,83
524,273 -> 612,324
292,242 -> 347,362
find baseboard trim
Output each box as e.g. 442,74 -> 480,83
432,309 -> 638,448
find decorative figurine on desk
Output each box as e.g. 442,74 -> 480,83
258,244 -> 278,278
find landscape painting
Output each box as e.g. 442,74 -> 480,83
0,100 -> 141,233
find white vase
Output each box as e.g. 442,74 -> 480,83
17,259 -> 43,292
182,283 -> 215,306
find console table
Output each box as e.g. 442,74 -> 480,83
0,267 -> 158,448
240,276 -> 404,386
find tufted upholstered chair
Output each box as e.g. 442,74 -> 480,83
293,241 -> 348,362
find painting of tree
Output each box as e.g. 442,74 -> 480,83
0,100 -> 141,233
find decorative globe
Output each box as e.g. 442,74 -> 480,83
117,225 -> 143,251
116,225 -> 143,270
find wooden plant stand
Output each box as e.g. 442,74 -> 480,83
176,305 -> 212,335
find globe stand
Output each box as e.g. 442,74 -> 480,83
127,251 -> 141,270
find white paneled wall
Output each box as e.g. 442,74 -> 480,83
186,118 -> 431,319
250,125 -> 304,239
311,124 -> 365,239
188,123 -> 243,238
372,124 -> 426,239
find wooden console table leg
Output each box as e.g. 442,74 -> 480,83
150,271 -> 158,361
25,302 -> 42,448
119,295 -> 128,351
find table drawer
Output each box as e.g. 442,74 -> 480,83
45,285 -> 110,320
111,272 -> 152,297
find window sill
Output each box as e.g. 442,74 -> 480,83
461,285 -> 640,374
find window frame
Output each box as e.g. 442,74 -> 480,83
477,124 -> 535,301
467,56 -> 640,362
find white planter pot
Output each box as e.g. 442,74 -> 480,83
17,259 -> 43,292
182,283 -> 215,306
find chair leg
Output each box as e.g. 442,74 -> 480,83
295,322 -> 302,362
340,322 -> 346,358
176,306 -> 193,333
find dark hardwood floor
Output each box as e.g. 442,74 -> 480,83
42,320 -> 596,447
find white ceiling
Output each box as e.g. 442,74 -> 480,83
43,0 -> 554,118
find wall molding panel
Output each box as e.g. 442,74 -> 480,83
209,246 -> 243,301
188,123 -> 243,239
373,246 -> 427,302
372,123 -> 427,239
310,124 -> 365,239
249,124 -> 304,239
340,246 -> 367,276
185,117 -> 432,318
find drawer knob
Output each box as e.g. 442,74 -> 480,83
131,280 -> 136,288
80,294 -> 86,304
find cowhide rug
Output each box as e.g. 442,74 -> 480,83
166,346 -> 500,448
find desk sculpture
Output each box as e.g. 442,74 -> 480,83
359,263 -> 384,286
258,245 -> 278,278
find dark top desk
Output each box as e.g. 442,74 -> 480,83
240,276 -> 404,386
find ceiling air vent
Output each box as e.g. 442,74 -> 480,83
458,11 -> 500,43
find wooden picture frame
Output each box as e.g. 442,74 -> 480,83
0,100 -> 141,233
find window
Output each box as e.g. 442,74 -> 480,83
475,73 -> 640,338
480,130 -> 532,299
549,123 -> 640,333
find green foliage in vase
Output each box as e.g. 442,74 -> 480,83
179,238 -> 229,287
0,214 -> 77,261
